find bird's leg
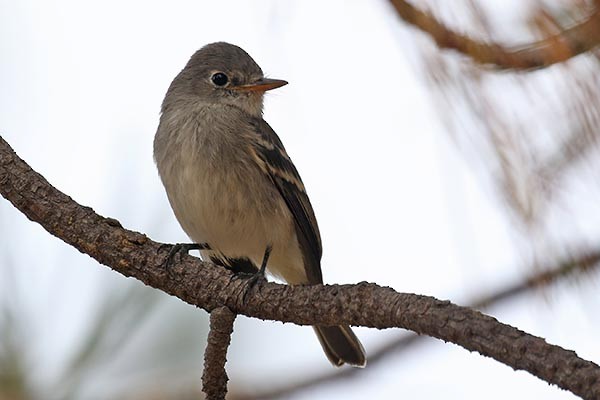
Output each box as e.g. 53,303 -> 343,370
158,242 -> 211,270
258,245 -> 272,276
242,245 -> 272,296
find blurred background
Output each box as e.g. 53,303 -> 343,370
1,0 -> 600,399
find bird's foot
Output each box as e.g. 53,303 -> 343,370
238,268 -> 266,287
158,242 -> 210,270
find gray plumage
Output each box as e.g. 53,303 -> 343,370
153,42 -> 366,367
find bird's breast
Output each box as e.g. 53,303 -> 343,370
156,123 -> 293,268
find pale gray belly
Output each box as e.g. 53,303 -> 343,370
162,151 -> 307,283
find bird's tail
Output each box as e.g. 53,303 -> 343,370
313,325 -> 366,367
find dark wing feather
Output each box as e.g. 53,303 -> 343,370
249,118 -> 323,284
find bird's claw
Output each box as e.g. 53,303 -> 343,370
159,242 -> 210,270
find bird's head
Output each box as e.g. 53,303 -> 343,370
164,42 -> 287,117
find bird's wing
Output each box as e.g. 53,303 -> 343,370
248,118 -> 323,284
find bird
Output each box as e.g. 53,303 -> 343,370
153,42 -> 366,367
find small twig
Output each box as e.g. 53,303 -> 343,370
202,307 -> 236,400
389,0 -> 600,70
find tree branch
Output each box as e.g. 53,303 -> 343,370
237,249 -> 600,399
389,0 -> 600,69
202,307 -> 236,400
1,135 -> 600,399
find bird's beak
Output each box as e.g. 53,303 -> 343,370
231,78 -> 288,92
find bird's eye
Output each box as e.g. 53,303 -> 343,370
211,72 -> 229,87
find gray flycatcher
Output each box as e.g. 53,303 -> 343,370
153,42 -> 366,367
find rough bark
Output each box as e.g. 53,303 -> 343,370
202,307 -> 236,400
1,135 -> 599,399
